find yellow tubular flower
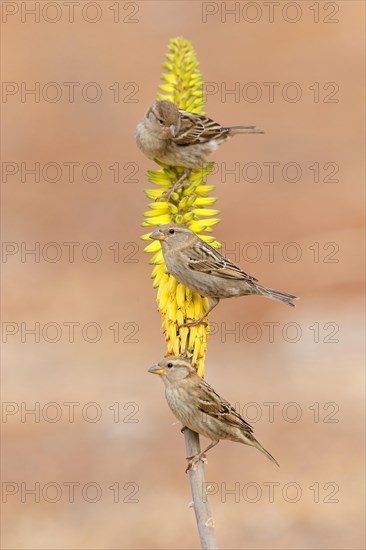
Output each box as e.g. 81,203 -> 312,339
142,37 -> 221,377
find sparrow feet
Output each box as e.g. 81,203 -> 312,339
185,453 -> 207,473
179,317 -> 208,329
156,169 -> 191,201
156,188 -> 179,202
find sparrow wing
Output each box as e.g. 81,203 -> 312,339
197,379 -> 253,432
174,110 -> 230,145
186,241 -> 258,282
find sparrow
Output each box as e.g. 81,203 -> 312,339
136,100 -> 264,195
149,356 -> 279,471
150,224 -> 298,327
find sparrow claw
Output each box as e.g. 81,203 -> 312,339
155,188 -> 178,202
179,317 -> 208,329
155,169 -> 191,202
185,453 -> 207,473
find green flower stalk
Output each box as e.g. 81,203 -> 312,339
142,37 -> 221,377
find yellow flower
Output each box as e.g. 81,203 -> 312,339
142,37 -> 221,377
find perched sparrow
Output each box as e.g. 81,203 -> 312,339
136,100 -> 263,194
149,356 -> 279,471
150,224 -> 298,327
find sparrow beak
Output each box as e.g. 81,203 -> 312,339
148,364 -> 165,375
150,228 -> 166,241
169,124 -> 177,137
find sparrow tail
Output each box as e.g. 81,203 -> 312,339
255,284 -> 298,307
228,125 -> 265,135
250,436 -> 279,467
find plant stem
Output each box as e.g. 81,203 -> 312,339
184,429 -> 218,550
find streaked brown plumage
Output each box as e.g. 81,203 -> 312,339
150,224 -> 298,327
149,356 -> 279,471
136,100 -> 264,194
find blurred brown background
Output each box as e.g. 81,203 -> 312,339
2,1 -> 365,549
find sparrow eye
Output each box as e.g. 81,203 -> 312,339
158,119 -> 164,125
167,362 -> 173,368
168,228 -> 175,235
